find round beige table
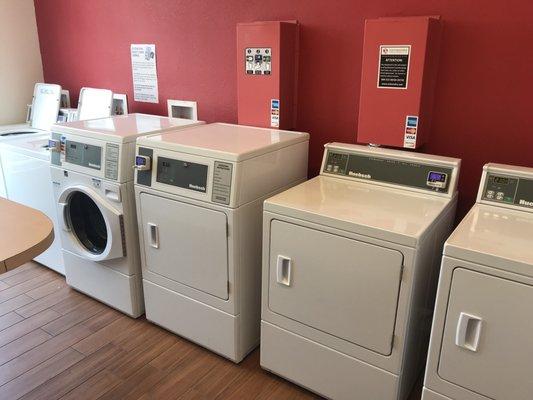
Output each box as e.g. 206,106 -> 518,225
0,198 -> 54,273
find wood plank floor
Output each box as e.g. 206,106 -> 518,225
0,262 -> 423,400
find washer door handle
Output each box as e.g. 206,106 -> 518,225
148,222 -> 159,249
58,202 -> 70,232
455,312 -> 483,352
276,255 -> 292,286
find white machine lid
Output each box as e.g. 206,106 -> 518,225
76,87 -> 113,121
0,133 -> 51,161
52,113 -> 203,143
264,175 -> 453,247
0,124 -> 40,138
137,123 -> 310,162
445,163 -> 533,275
264,143 -> 460,247
30,83 -> 62,131
445,204 -> 533,275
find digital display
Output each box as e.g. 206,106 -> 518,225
428,172 -> 447,183
135,156 -> 146,166
492,176 -> 510,185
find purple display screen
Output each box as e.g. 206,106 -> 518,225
428,171 -> 447,182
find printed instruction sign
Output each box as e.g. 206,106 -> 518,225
378,45 -> 410,89
404,115 -> 419,148
131,44 -> 159,103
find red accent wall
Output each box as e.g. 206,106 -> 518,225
34,0 -> 533,219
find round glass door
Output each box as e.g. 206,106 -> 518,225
68,191 -> 107,254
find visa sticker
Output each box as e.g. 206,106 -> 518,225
404,115 -> 419,148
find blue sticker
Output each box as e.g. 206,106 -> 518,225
406,116 -> 418,128
271,100 -> 280,109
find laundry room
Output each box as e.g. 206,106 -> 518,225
0,0 -> 531,399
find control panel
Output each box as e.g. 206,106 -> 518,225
323,149 -> 452,194
156,157 -> 208,193
64,140 -> 102,171
135,150 -> 235,205
245,48 -> 272,75
481,173 -> 533,210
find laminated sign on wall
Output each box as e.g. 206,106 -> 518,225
131,44 -> 159,103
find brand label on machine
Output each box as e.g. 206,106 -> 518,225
404,115 -> 419,148
271,99 -> 280,127
377,45 -> 410,89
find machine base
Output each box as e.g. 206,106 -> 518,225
260,321 -> 399,400
63,251 -> 144,318
422,388 -> 453,400
143,280 -> 257,363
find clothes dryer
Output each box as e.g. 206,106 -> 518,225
49,114 -> 203,317
261,143 -> 461,400
134,123 -> 309,362
423,163 -> 533,400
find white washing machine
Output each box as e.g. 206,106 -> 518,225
134,123 -> 309,362
0,83 -> 61,198
423,163 -> 533,400
0,134 -> 65,274
261,143 -> 461,400
49,114 -> 203,317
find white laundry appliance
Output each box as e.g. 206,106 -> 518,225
260,143 -> 461,400
134,123 -> 309,362
0,134 -> 65,273
0,83 -> 61,197
422,163 -> 533,400
49,114 -> 203,317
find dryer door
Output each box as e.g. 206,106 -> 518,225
268,220 -> 404,356
139,193 -> 229,300
437,268 -> 533,400
58,185 -> 125,261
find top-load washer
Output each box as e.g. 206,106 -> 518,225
423,163 -> 533,400
134,123 -> 309,362
49,114 -> 203,317
0,135 -> 65,273
261,143 -> 461,400
0,83 -> 61,198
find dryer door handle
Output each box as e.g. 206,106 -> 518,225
455,312 -> 483,352
148,223 -> 159,249
276,255 -> 292,286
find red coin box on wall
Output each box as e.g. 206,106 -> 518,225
237,21 -> 299,130
357,16 -> 442,149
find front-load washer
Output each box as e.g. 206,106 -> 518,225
134,123 -> 309,362
0,134 -> 65,273
261,143 -> 461,400
423,163 -> 533,400
49,114 -> 203,317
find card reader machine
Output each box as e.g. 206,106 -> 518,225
134,155 -> 151,171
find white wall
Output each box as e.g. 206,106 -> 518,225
0,0 -> 44,125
